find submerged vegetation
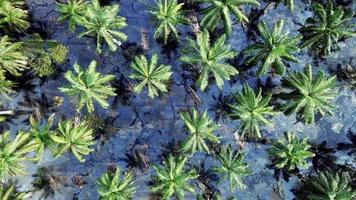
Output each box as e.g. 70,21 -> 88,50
0,0 -> 354,199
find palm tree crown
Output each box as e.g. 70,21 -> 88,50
180,29 -> 238,91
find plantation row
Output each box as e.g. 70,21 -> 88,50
0,0 -> 355,199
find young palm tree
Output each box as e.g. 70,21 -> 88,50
180,29 -> 238,91
244,19 -> 300,76
59,60 -> 116,113
180,108 -> 220,154
0,183 -> 27,200
0,36 -> 28,76
0,131 -> 36,179
28,114 -> 56,162
0,0 -> 29,32
299,0 -> 355,56
151,155 -> 199,200
229,84 -> 276,138
76,0 -> 127,54
97,167 -> 136,200
280,64 -> 337,125
304,171 -> 356,200
129,54 -> 172,98
149,0 -> 188,44
199,0 -> 260,35
57,0 -> 88,32
267,132 -> 314,171
51,120 -> 95,162
213,144 -> 250,192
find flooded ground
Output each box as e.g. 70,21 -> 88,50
0,0 -> 355,199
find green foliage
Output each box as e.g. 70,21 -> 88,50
150,0 -> 188,44
0,131 -> 36,179
244,19 -> 300,76
213,144 -> 250,192
267,132 -> 314,171
76,0 -> 128,54
180,29 -> 238,91
47,40 -> 68,64
0,36 -> 28,76
0,71 -> 14,95
59,60 -> 116,113
180,108 -> 220,154
0,183 -> 27,200
305,171 -> 356,200
29,114 -> 56,162
151,155 -> 198,200
21,34 -> 68,77
57,0 -> 88,32
0,0 -> 29,32
199,0 -> 260,35
274,0 -> 294,11
97,167 -> 136,200
280,64 -> 336,125
129,54 -> 172,98
229,84 -> 275,138
299,0 -> 356,56
51,120 -> 95,162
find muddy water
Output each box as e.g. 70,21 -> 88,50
0,0 -> 355,199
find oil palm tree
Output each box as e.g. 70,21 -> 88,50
180,108 -> 220,154
299,0 -> 356,56
149,0 -> 188,44
180,29 -> 238,91
129,54 -> 172,98
57,0 -> 88,32
59,60 -> 116,113
244,19 -> 300,76
0,35 -> 28,76
213,144 -> 250,192
267,132 -> 315,171
28,114 -> 56,162
76,0 -> 127,54
151,155 -> 199,199
280,64 -> 337,125
0,131 -> 37,179
51,120 -> 95,162
228,84 -> 276,138
0,0 -> 29,32
97,167 -> 136,200
0,183 -> 27,200
304,171 -> 356,200
199,0 -> 260,35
